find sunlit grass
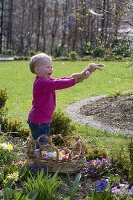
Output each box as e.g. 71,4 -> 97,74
0,60 -> 132,153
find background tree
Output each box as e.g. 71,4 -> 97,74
1,0 -> 132,56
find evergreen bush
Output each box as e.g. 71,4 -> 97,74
50,110 -> 76,136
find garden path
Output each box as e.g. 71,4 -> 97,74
65,94 -> 133,136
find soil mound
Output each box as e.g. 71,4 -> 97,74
66,93 -> 133,135
80,94 -> 133,134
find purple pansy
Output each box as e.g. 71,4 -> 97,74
84,158 -> 111,178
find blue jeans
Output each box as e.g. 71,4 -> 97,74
27,120 -> 50,145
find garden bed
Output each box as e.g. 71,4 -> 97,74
80,93 -> 133,134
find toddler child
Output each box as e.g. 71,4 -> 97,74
27,53 -> 104,143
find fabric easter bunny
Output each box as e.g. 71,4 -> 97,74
72,63 -> 104,83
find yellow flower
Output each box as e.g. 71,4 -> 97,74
0,143 -> 13,151
7,172 -> 19,181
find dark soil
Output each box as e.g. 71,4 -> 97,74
80,94 -> 133,133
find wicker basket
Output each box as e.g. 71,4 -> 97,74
27,135 -> 86,174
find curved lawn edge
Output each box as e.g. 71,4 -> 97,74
65,95 -> 133,136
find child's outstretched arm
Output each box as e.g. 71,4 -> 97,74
72,63 -> 104,83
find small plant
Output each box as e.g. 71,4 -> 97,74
0,143 -> 14,165
0,89 -> 7,109
0,171 -> 4,185
3,170 -> 61,200
3,188 -> 39,200
86,147 -> 107,160
7,119 -> 22,132
4,172 -> 19,188
50,110 -> 76,136
23,170 -> 60,200
69,51 -> 77,61
1,118 -> 21,133
110,147 -> 131,180
63,173 -> 82,200
1,118 -> 29,137
84,191 -> 116,200
84,158 -> 112,178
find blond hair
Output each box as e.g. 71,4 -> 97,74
29,53 -> 52,74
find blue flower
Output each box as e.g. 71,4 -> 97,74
95,178 -> 107,192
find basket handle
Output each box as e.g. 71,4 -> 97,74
63,135 -> 83,147
68,139 -> 85,161
27,136 -> 37,155
37,134 -> 52,147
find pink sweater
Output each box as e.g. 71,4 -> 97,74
28,76 -> 76,124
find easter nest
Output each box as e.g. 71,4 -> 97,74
27,134 -> 86,174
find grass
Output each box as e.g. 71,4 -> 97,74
0,60 -> 133,153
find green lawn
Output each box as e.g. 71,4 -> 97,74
0,60 -> 132,154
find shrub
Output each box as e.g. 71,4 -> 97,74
0,89 -> 7,109
111,39 -> 131,57
69,51 -> 77,61
110,148 -> 131,180
1,118 -> 29,137
86,147 -> 107,160
93,47 -> 105,57
1,119 -> 22,135
50,110 -> 76,136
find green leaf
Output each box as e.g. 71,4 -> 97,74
3,188 -> 14,200
26,189 -> 39,200
73,173 -> 81,189
70,173 -> 82,200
